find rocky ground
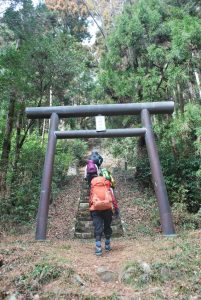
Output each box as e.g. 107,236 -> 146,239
1,227 -> 201,299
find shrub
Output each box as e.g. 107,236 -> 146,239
0,136 -> 88,223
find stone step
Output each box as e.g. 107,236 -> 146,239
79,203 -> 89,210
74,229 -> 124,239
80,191 -> 88,196
74,232 -> 93,239
75,218 -> 122,227
76,213 -> 124,223
81,185 -> 89,190
75,224 -> 93,232
76,211 -> 123,222
79,197 -> 89,203
76,214 -> 92,221
75,223 -> 123,234
76,209 -> 90,215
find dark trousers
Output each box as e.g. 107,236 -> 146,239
87,173 -> 97,187
91,210 -> 113,241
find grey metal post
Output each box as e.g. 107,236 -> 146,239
141,109 -> 175,235
36,113 -> 59,240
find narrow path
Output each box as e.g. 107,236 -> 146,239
47,139 -> 159,240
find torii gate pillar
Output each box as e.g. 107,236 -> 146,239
141,109 -> 175,235
36,113 -> 59,240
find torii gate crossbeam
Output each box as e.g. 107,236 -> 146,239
26,101 -> 174,118
25,101 -> 175,240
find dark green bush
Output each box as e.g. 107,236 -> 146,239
132,104 -> 201,213
105,104 -> 201,213
0,135 -> 88,223
156,104 -> 201,212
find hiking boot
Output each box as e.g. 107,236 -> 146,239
95,246 -> 102,256
95,241 -> 102,256
105,239 -> 111,251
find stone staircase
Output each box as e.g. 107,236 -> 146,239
74,181 -> 124,239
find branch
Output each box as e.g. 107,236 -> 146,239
156,63 -> 169,91
18,97 -> 44,149
18,119 -> 34,149
81,0 -> 106,40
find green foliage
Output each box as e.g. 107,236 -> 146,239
155,103 -> 201,212
0,135 -> 88,223
0,0 -> 94,224
133,104 -> 200,212
15,262 -> 66,292
100,0 -> 201,214
105,104 -> 201,213
3,0 -> 35,42
67,139 -> 88,163
122,238 -> 201,295
0,135 -> 45,222
172,202 -> 201,230
54,139 -> 88,186
135,156 -> 151,188
104,137 -> 137,162
121,261 -> 156,287
100,0 -> 201,103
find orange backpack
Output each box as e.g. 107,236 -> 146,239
89,176 -> 113,211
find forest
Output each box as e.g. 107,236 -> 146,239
0,0 -> 201,226
1,1 -> 201,299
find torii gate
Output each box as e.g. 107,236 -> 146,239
25,101 -> 176,240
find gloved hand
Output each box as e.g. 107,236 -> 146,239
114,208 -> 120,218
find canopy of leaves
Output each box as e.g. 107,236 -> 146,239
0,0 -> 96,221
100,0 -> 201,104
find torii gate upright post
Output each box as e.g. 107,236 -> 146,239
141,109 -> 175,235
35,112 -> 59,240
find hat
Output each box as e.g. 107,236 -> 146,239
91,150 -> 98,154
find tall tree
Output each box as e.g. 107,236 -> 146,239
0,0 -> 94,191
98,0 -> 201,212
99,0 -> 201,107
45,0 -> 90,41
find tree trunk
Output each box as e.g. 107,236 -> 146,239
42,87 -> 53,145
12,105 -> 24,183
177,84 -> 184,114
187,81 -> 196,101
172,89 -> 178,115
12,104 -> 35,182
171,137 -> 178,158
192,51 -> 201,100
194,70 -> 201,100
0,91 -> 16,192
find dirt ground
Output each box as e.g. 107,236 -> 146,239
1,230 -> 201,299
1,146 -> 201,299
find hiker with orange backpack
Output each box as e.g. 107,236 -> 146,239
89,176 -> 120,256
99,167 -> 118,209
